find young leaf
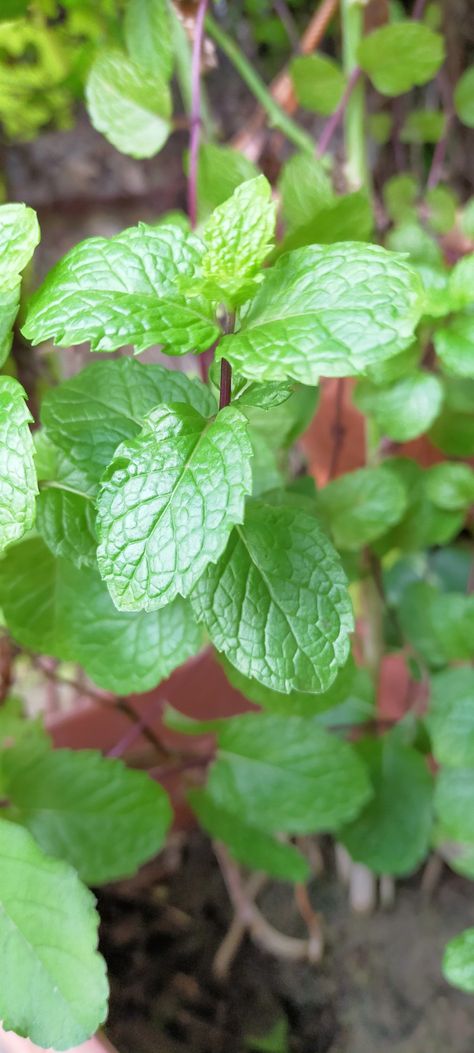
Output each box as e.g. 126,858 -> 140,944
435,768 -> 474,844
357,22 -> 444,96
0,819 -> 108,1050
425,463 -> 474,511
317,466 -> 407,550
339,737 -> 433,875
200,176 -> 276,303
278,152 -> 333,232
86,49 -> 171,159
191,498 -> 354,695
23,224 -> 219,356
434,316 -> 474,378
290,54 -> 345,115
196,143 -> 259,222
454,66 -> 474,128
219,244 -> 423,384
0,203 -> 40,290
97,404 -> 253,611
188,788 -> 310,882
166,708 -> 371,834
36,488 -> 97,568
443,930 -> 474,993
124,0 -> 173,81
40,358 -> 216,491
427,667 -> 474,768
354,371 -> 443,442
0,376 -> 37,555
3,748 -> 172,885
0,537 -> 203,694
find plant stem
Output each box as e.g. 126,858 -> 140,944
412,0 -> 428,18
188,0 -> 209,229
317,66 -> 362,158
341,0 -> 368,190
219,358 -> 232,409
205,13 -> 314,154
426,113 -> 453,189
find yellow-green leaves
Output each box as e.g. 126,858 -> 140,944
124,0 -> 173,80
0,377 -> 37,555
290,54 -> 345,115
97,404 -> 253,611
443,930 -> 474,993
454,66 -> 474,128
86,49 -> 171,158
357,22 -> 444,96
200,176 -> 276,304
0,203 -> 39,290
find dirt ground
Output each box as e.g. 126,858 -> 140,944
98,834 -> 474,1053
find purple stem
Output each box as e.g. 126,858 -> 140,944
187,0 -> 209,228
317,67 -> 362,158
427,112 -> 453,189
107,697 -> 165,759
411,0 -> 428,19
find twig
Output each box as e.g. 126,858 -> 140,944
327,378 -> 346,481
317,66 -> 362,157
213,871 -> 268,980
294,883 -> 324,962
188,0 -> 209,228
107,697 -> 167,759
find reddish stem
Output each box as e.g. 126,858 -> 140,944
317,66 -> 362,158
411,0 -> 428,18
219,358 -> 232,409
187,0 -> 209,228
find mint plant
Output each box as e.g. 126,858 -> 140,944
1,0 -> 474,1045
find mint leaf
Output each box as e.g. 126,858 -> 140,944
354,371 -> 443,442
41,359 -> 216,492
277,192 -> 373,254
0,819 -> 108,1050
191,499 -> 353,694
357,22 -> 444,96
3,748 -> 171,885
400,109 -> 445,144
340,737 -> 433,875
443,930 -> 474,993
37,489 -> 97,568
0,537 -> 203,694
85,49 -> 171,159
399,581 -> 474,667
233,379 -> 294,410
382,457 -> 463,551
448,253 -> 474,309
0,203 -> 40,290
124,0 -> 173,80
197,143 -> 259,222
383,174 -> 419,224
426,185 -> 457,234
317,466 -> 407,550
430,377 -> 474,456
278,152 -> 333,232
97,404 -> 252,611
219,244 -> 423,384
425,463 -> 474,510
166,708 -> 371,834
290,54 -> 345,115
454,66 -> 474,127
427,667 -> 474,767
435,768 -> 474,844
188,788 -> 310,882
23,224 -> 219,356
434,316 -> 474,378
0,377 -> 37,554
0,698 -> 50,766
0,287 -> 20,367
200,176 -> 276,303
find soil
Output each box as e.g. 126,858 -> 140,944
98,834 -> 474,1053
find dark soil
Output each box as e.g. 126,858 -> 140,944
98,834 -> 474,1053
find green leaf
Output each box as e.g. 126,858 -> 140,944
382,457 -> 464,551
40,359 -> 216,492
166,708 -> 371,834
435,768 -> 474,844
0,286 -> 20,367
97,403 -> 252,611
399,581 -> 474,667
0,697 -> 50,771
460,198 -> 474,239
276,192 -> 373,254
0,203 -> 40,290
354,371 -> 443,442
36,488 -> 97,568
448,253 -> 474,310
85,48 -> 171,159
233,379 -> 294,410
124,0 -> 173,80
427,667 -> 474,767
454,66 -> 474,128
430,377 -> 474,456
0,537 -> 203,694
368,112 -> 393,145
290,54 -> 345,115
278,152 -> 333,232
219,244 -> 423,384
426,185 -> 457,234
340,737 -> 433,875
357,22 -> 444,96
0,819 -> 108,1050
317,466 -> 407,550
0,0 -> 29,18
383,174 -> 419,224
0,376 -> 37,554
425,463 -> 474,510
434,315 -> 474,378
200,176 -> 276,303
191,498 -> 353,694
443,930 -> 474,993
24,223 -> 219,356
2,747 -> 171,884
196,143 -> 259,223
188,788 -> 310,882
218,650 -> 374,719
400,109 -> 445,144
